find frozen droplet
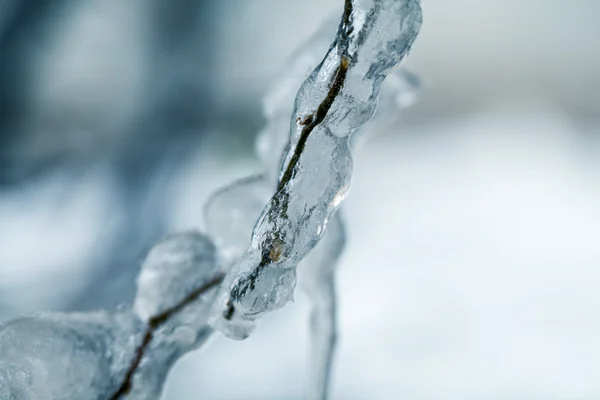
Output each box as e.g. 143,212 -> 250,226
203,175 -> 271,266
208,251 -> 263,340
230,264 -> 297,318
133,230 -> 218,322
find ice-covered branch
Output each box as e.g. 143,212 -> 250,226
109,271 -> 224,398
0,1 -> 422,399
0,232 -> 220,400
208,1 -> 421,397
210,0 -> 422,342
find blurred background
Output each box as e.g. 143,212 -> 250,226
1,0 -> 599,399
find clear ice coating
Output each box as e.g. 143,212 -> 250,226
0,2 -> 422,398
242,12 -> 421,392
298,212 -> 346,400
210,0 -> 422,339
256,14 -> 339,180
204,175 -> 272,339
133,230 -> 219,322
256,11 -> 421,183
126,231 -> 220,399
204,175 -> 271,266
0,231 -> 220,400
0,311 -> 143,400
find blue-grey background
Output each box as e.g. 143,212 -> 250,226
1,1 -> 599,399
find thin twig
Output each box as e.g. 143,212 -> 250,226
221,0 -> 356,323
108,272 -> 225,400
276,0 -> 353,192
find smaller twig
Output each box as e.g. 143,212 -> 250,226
108,272 -> 225,400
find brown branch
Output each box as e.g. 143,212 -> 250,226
108,272 -> 225,400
